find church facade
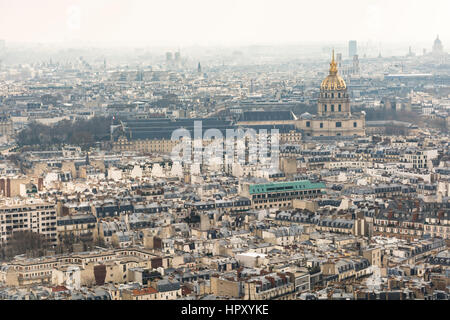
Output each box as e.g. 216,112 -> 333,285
296,50 -> 365,138
237,51 -> 366,139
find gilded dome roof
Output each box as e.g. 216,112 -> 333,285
321,50 -> 347,91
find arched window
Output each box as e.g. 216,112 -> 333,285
338,104 -> 342,112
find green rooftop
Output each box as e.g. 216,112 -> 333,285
248,180 -> 326,195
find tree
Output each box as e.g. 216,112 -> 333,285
16,117 -> 111,150
4,231 -> 51,259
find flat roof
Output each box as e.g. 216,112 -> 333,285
248,180 -> 326,195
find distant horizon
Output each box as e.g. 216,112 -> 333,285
0,39 -> 444,59
1,39 -> 444,47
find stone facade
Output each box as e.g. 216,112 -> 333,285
296,51 -> 365,138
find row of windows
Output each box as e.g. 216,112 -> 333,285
306,121 -> 358,128
23,271 -> 52,278
324,104 -> 342,112
322,92 -> 347,98
0,207 -> 54,213
255,203 -> 291,209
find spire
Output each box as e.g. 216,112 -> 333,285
329,49 -> 338,75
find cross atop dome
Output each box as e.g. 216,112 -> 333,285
329,49 -> 338,75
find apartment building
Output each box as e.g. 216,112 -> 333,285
403,150 -> 438,169
0,201 -> 57,246
243,273 -> 296,300
241,180 -> 326,209
56,214 -> 97,244
424,211 -> 450,240
0,248 -> 168,287
0,116 -> 13,136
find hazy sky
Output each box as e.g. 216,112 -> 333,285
0,0 -> 448,46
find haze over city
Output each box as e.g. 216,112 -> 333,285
0,0 -> 449,306
0,0 -> 449,46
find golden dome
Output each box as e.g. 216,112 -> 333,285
320,49 -> 347,90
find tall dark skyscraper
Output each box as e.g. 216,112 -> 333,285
349,40 -> 357,58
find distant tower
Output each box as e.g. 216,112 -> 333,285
166,52 -> 173,62
85,152 -> 90,165
352,55 -> 360,74
349,40 -> 357,58
432,35 -> 444,55
197,62 -> 202,74
136,69 -> 143,81
336,53 -> 342,69
175,50 -> 181,62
